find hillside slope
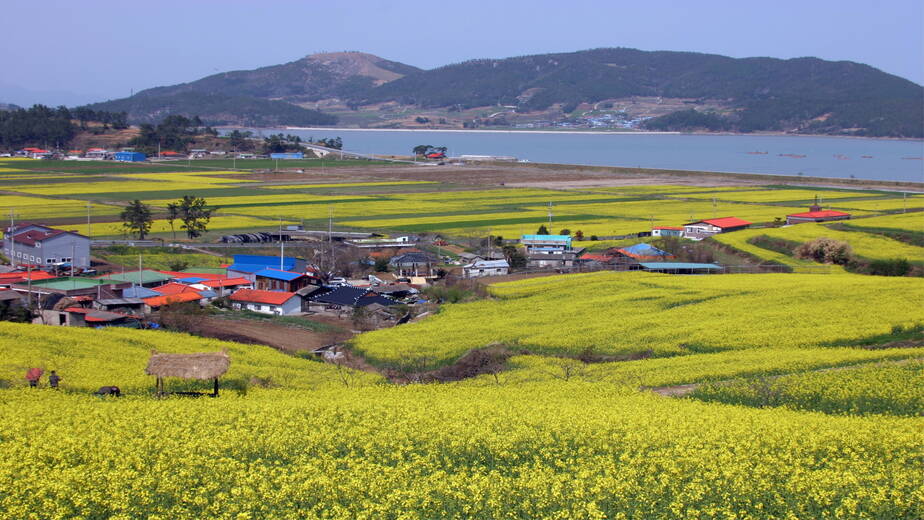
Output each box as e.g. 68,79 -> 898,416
83,48 -> 923,137
85,52 -> 420,126
359,48 -> 923,137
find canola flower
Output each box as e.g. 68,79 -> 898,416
692,359 -> 924,416
353,271 -> 924,370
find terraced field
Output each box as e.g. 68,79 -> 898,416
1,267 -> 922,518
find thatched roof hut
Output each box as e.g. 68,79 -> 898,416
146,349 -> 230,396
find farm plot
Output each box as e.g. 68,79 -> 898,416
0,194 -> 121,220
691,359 -> 923,416
351,271 -> 924,370
669,188 -> 890,204
713,223 -> 924,264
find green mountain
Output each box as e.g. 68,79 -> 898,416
84,48 -> 923,137
358,48 -> 923,137
84,91 -> 337,127
85,52 -> 421,127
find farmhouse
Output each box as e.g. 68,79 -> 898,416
98,269 -> 173,287
142,292 -> 204,313
307,286 -> 396,311
3,224 -> 91,268
463,259 -> 510,278
651,226 -> 684,237
253,269 -> 314,292
230,289 -> 301,316
786,209 -> 851,225
521,234 -> 583,270
200,277 -> 253,296
683,217 -> 752,240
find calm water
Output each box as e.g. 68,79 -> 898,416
266,129 -> 924,183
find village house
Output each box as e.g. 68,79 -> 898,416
786,207 -> 851,225
199,277 -> 253,297
682,217 -> 752,240
651,226 -> 684,237
606,243 -> 675,270
230,289 -> 302,316
307,286 -> 396,312
463,259 -> 510,278
388,252 -> 439,277
97,269 -> 173,288
142,292 -> 204,314
3,224 -> 91,268
521,234 -> 584,270
253,269 -> 315,292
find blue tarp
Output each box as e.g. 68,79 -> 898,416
621,243 -> 672,258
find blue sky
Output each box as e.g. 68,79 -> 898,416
2,0 -> 921,106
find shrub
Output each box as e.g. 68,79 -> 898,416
794,238 -> 853,265
867,258 -> 911,277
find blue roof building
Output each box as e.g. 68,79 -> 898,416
269,152 -> 304,159
228,255 -> 307,280
113,151 -> 146,162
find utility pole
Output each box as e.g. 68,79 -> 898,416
86,201 -> 92,238
547,202 -> 553,227
328,206 -> 334,271
9,208 -> 15,268
279,217 -> 284,270
138,254 -> 142,287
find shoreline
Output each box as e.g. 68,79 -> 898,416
273,127 -> 924,142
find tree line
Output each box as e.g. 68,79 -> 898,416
121,196 -> 213,240
0,105 -> 128,149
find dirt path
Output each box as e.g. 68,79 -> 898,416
196,316 -> 353,353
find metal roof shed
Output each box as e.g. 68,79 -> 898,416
639,262 -> 723,275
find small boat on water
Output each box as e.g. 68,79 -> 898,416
861,155 -> 873,158
834,154 -> 850,160
778,153 -> 807,158
901,156 -> 923,160
746,151 -> 768,155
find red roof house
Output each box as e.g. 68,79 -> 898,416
683,217 -> 752,240
786,209 -> 851,225
143,292 -> 203,309
230,289 -> 301,315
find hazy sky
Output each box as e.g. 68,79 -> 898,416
2,0 -> 921,106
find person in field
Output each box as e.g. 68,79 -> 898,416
25,367 -> 43,388
48,371 -> 61,390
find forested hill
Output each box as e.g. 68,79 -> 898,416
84,52 -> 420,127
359,48 -> 923,137
83,48 -> 922,137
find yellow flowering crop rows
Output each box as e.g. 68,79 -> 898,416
713,223 -> 924,264
0,379 -> 920,518
0,194 -> 122,220
692,359 -> 923,416
352,272 -> 924,369
669,188 -> 888,203
93,215 -> 290,237
832,195 -> 924,211
838,211 -> 924,232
